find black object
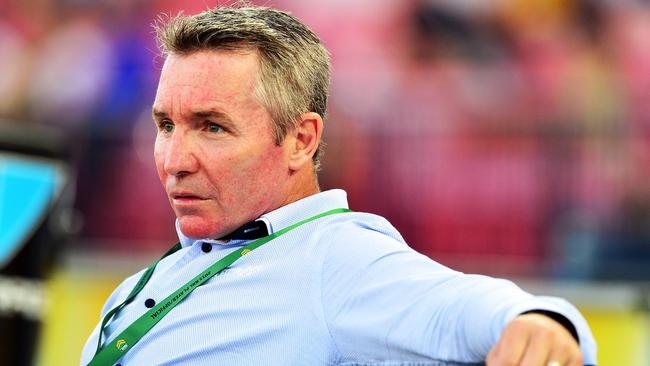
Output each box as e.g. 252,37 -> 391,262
220,220 -> 269,241
0,122 -> 74,366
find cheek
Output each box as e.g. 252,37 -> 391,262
224,148 -> 284,191
201,139 -> 288,200
249,147 -> 287,183
153,138 -> 167,180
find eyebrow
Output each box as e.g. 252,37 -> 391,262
152,109 -> 232,122
193,110 -> 231,120
152,109 -> 168,120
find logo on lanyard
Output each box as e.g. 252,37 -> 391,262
116,339 -> 129,352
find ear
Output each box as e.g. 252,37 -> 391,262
287,112 -> 323,171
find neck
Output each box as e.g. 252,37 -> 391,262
277,168 -> 320,209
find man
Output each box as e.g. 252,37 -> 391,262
81,5 -> 597,366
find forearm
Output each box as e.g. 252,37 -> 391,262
454,276 -> 597,364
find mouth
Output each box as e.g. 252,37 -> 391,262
170,191 -> 207,202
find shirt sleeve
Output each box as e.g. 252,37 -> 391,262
320,217 -> 597,365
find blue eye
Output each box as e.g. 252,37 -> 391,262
207,123 -> 222,133
160,121 -> 174,133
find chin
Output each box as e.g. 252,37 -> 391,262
178,216 -> 222,239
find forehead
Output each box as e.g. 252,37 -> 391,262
154,49 -> 261,109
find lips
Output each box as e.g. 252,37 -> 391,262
170,190 -> 207,201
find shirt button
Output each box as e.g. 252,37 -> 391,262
201,242 -> 212,253
144,298 -> 156,308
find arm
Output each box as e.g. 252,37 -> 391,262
321,218 -> 596,364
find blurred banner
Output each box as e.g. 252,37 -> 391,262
0,122 -> 73,366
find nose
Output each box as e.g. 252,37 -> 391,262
162,129 -> 198,177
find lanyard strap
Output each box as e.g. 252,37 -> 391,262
88,208 -> 351,366
94,243 -> 182,354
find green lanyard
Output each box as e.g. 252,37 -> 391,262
88,208 -> 351,366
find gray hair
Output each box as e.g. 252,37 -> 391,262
154,4 -> 330,170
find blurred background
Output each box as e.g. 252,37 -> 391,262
0,0 -> 648,364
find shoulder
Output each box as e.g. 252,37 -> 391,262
312,210 -> 432,270
316,210 -> 407,247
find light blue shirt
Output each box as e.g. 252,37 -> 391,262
81,189 -> 597,365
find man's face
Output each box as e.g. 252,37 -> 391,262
153,50 -> 292,239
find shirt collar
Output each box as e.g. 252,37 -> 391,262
176,189 -> 349,248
